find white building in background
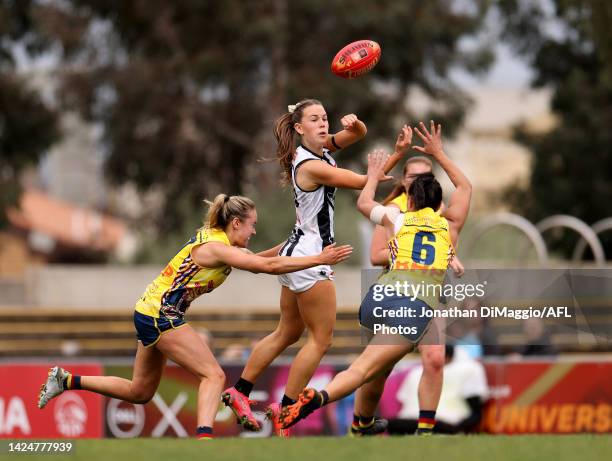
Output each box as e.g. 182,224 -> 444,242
409,85 -> 555,215
40,112 -> 107,209
22,70 -> 107,209
445,86 -> 555,214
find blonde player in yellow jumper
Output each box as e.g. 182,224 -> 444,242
278,121 -> 472,431
37,194 -> 352,439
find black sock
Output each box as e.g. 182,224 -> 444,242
233,377 -> 254,397
196,426 -> 213,438
281,394 -> 297,407
360,415 -> 375,426
320,390 -> 329,406
352,414 -> 360,427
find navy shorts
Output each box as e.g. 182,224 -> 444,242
133,311 -> 187,347
359,284 -> 434,343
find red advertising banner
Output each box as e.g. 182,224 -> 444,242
3,360 -> 609,438
481,361 -> 612,434
0,364 -> 103,439
102,360 -> 612,437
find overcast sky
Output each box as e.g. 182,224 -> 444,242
453,44 -> 533,89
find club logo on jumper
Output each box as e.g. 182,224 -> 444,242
106,399 -> 145,438
54,393 -> 88,437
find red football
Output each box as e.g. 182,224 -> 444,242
331,40 -> 381,79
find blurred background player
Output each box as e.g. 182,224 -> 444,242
223,99 -> 412,436
388,345 -> 488,435
38,194 -> 352,439
278,120 -> 472,432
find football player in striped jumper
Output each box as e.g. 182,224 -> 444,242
223,99 -> 412,435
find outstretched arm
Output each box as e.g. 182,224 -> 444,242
302,125 -> 413,190
413,121 -> 472,239
256,242 -> 286,257
192,242 -> 353,275
356,151 -> 398,239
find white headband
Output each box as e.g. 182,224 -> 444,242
288,102 -> 304,114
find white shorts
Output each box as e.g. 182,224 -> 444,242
278,265 -> 334,293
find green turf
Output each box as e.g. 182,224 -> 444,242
30,435 -> 611,461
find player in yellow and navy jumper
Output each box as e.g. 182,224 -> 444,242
357,154 -> 465,437
278,121 -> 472,433
38,194 -> 353,439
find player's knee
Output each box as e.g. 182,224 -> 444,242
278,327 -> 304,346
131,388 -> 155,404
423,351 -> 445,373
208,366 -> 226,387
308,326 -> 333,349
311,335 -> 333,353
195,365 -> 226,388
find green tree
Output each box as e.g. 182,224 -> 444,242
40,0 -> 493,243
499,0 -> 612,257
0,0 -> 59,226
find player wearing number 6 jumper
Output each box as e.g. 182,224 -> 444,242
278,121 -> 472,431
37,194 -> 352,439
352,154 -> 465,437
222,99 -> 411,436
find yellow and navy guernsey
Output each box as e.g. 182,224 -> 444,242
378,207 -> 454,309
389,192 -> 409,213
135,227 -> 232,321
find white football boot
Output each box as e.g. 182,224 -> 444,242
38,366 -> 70,409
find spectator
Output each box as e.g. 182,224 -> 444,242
447,297 -> 485,359
388,345 -> 488,434
512,317 -> 557,357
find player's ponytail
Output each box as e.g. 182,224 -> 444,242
273,98 -> 323,184
205,194 -> 255,229
274,112 -> 295,185
408,173 -> 442,211
383,183 -> 406,206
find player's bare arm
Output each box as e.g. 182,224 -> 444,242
384,124 -> 413,172
413,121 -> 472,240
297,146 -> 404,192
357,150 -> 397,240
193,241 -> 352,274
298,161 -> 368,190
370,223 -> 391,266
325,113 -> 367,152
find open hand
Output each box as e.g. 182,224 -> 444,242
367,149 -> 394,182
320,243 -> 353,265
449,254 -> 465,277
394,124 -> 413,155
413,120 -> 444,157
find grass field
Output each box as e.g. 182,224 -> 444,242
20,435 -> 611,461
